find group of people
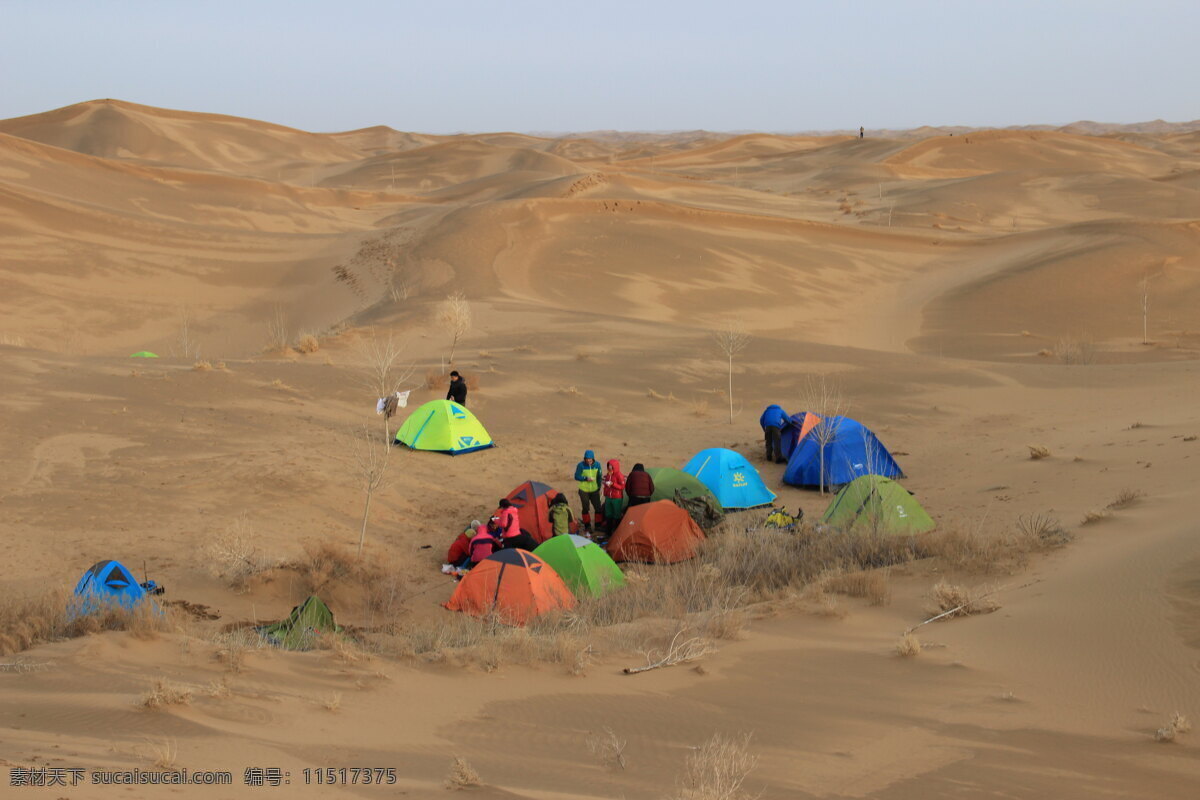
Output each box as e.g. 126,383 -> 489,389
441,451 -> 659,576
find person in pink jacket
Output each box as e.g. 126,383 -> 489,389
496,499 -> 537,551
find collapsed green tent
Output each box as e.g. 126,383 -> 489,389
129,351 -> 159,358
258,596 -> 339,650
533,534 -> 625,597
395,399 -> 494,455
821,476 -> 934,535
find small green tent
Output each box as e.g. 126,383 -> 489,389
821,476 -> 934,535
533,534 -> 625,597
258,596 -> 339,650
395,399 -> 494,455
646,468 -> 723,512
129,351 -> 159,358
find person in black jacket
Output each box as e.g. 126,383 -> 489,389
446,371 -> 467,406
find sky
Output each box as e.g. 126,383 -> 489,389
1,0 -> 1196,134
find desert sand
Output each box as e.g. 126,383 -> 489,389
1,99 -> 1199,798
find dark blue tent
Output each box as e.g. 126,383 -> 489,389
782,415 -> 903,489
72,560 -> 148,615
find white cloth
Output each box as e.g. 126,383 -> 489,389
396,390 -> 411,408
376,398 -> 387,414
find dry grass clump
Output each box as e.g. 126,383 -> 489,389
140,737 -> 178,769
321,691 -> 342,713
201,517 -> 273,591
674,732 -> 757,800
211,628 -> 267,673
192,359 -> 213,371
648,388 -> 678,401
286,541 -> 408,632
1027,445 -> 1051,460
928,581 -> 998,618
140,679 -> 193,709
1016,513 -> 1072,549
296,333 -> 320,354
1107,488 -> 1145,511
1154,712 -> 1192,743
587,727 -> 627,770
0,333 -> 28,347
823,569 -> 890,606
446,756 -> 481,789
1081,509 -> 1111,525
0,589 -> 172,656
894,633 -> 922,657
1054,334 -> 1097,365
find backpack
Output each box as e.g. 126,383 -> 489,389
765,507 -> 802,530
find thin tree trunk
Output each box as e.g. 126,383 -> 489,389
358,491 -> 373,556
727,354 -> 734,424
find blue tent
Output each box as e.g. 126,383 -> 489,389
683,448 -> 776,509
72,560 -> 148,615
782,416 -> 903,489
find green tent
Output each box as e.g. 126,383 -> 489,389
257,596 -> 340,650
533,534 -> 625,597
129,351 -> 159,358
645,467 -> 723,512
394,399 -> 494,455
821,476 -> 935,535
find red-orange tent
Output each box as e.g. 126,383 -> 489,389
444,549 -> 576,625
608,501 -> 706,564
493,481 -> 561,544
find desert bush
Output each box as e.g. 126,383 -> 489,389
894,633 -> 922,657
1016,513 -> 1071,548
1054,334 -> 1097,365
928,581 -> 998,618
1081,509 -> 1110,525
1155,712 -> 1192,743
192,359 -> 213,371
201,517 -> 272,591
446,756 -> 481,789
264,305 -> 290,353
296,333 -> 320,354
675,732 -> 757,800
1027,445 -> 1051,460
587,727 -> 627,770
140,679 -> 193,710
1107,488 -> 1145,510
0,588 -> 172,656
824,569 -> 890,606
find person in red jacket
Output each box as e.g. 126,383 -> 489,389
601,459 -> 626,535
626,463 -> 655,506
445,520 -> 480,569
468,523 -> 500,568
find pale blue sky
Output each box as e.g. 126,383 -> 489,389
1,0 -> 1195,133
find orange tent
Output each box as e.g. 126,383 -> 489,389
444,549 -> 576,625
493,481 -> 561,544
608,500 -> 706,564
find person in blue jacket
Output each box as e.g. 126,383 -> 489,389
574,449 -> 604,534
760,404 -> 790,463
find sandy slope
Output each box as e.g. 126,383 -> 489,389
1,100 -> 1198,798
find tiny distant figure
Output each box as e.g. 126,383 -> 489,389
760,404 -> 790,464
859,126 -> 864,139
446,370 -> 467,406
574,450 -> 604,533
548,492 -> 575,536
625,463 -> 655,506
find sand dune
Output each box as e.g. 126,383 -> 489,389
1,100 -> 1199,798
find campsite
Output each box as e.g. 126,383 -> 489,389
2,36 -> 1200,800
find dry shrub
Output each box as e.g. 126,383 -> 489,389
894,633 -> 922,657
559,385 -> 581,396
141,679 -> 193,710
823,569 -> 890,606
689,397 -> 711,418
512,344 -> 537,353
321,692 -> 342,713
1054,334 -> 1097,365
205,679 -> 232,699
201,517 -> 272,591
1027,445 -> 1051,460
648,389 -> 678,401
1081,509 -> 1110,525
424,368 -> 447,390
0,333 -> 28,347
675,732 -> 757,800
296,334 -> 320,354
1016,513 -> 1072,548
141,737 -> 178,769
928,581 -> 998,618
587,727 -> 627,770
446,756 -> 481,789
192,360 -> 213,371
1155,712 -> 1191,742
1107,488 -> 1145,511
0,588 -> 172,657
211,628 -> 266,673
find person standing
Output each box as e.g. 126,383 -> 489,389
574,450 -> 604,533
760,404 -> 789,464
859,126 -> 864,139
601,459 -> 626,535
446,370 -> 467,406
625,463 -> 655,506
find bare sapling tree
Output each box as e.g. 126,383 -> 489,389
440,292 -> 472,365
359,332 -> 414,441
348,424 -> 391,556
177,306 -> 200,360
265,304 -> 290,352
803,374 -> 850,495
712,321 -> 750,424
1140,273 -> 1151,345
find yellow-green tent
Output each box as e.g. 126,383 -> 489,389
395,399 -> 494,455
821,475 -> 934,535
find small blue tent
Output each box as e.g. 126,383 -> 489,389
683,448 -> 776,509
782,416 -> 903,489
72,560 -> 148,615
